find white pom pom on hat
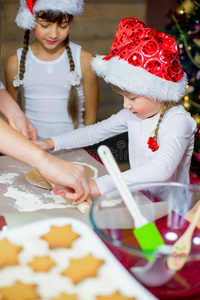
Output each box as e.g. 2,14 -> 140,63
15,0 -> 84,30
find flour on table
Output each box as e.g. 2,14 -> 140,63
101,198 -> 122,207
4,186 -> 74,212
0,173 -> 18,184
1,163 -> 98,212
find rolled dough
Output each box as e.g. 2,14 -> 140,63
25,169 -> 53,190
25,162 -> 98,214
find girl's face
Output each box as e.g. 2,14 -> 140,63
122,92 -> 165,120
33,16 -> 70,50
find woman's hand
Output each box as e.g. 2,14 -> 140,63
52,178 -> 99,206
0,89 -> 37,140
8,114 -> 37,141
38,154 -> 92,205
0,117 -> 91,204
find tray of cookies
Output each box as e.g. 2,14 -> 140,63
0,217 -> 158,300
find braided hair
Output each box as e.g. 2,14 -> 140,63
66,35 -> 79,129
17,30 -> 30,112
17,11 -> 80,128
154,102 -> 169,143
111,84 -> 169,149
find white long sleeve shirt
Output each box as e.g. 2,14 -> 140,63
52,105 -> 197,194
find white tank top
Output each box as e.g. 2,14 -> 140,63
17,42 -> 85,139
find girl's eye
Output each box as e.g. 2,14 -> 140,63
60,25 -> 68,29
40,24 -> 48,28
59,23 -> 69,29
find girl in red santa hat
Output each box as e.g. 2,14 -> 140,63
34,18 -> 197,204
5,0 -> 98,140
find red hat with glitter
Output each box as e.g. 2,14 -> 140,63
91,18 -> 187,102
16,0 -> 84,30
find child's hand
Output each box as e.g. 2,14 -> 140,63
33,138 -> 54,151
88,179 -> 100,198
53,185 -> 92,206
52,179 -> 100,206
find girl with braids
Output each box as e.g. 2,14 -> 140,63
0,1 -> 91,205
5,0 -> 98,140
34,18 -> 197,201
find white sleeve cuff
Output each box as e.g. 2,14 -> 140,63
95,175 -> 116,195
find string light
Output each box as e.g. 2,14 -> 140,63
170,14 -> 200,69
184,95 -> 189,101
189,98 -> 200,108
194,1 -> 200,6
170,2 -> 200,126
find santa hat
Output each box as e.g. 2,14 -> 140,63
16,0 -> 84,30
91,18 -> 187,102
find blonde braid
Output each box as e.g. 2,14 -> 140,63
66,36 -> 80,129
17,30 -> 30,112
154,102 -> 169,142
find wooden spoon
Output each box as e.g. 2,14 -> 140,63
167,202 -> 200,271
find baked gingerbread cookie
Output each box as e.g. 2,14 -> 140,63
61,253 -> 104,284
41,224 -> 80,249
51,292 -> 78,300
28,255 -> 56,272
97,291 -> 136,300
0,222 -> 137,300
0,280 -> 40,300
0,238 -> 23,269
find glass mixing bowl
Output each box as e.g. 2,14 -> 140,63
90,182 -> 200,299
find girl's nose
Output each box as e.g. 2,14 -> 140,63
123,97 -> 132,109
49,25 -> 58,38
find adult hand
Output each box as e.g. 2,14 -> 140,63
38,154 -> 91,205
0,89 -> 37,140
50,177 -> 99,206
0,117 -> 91,204
8,114 -> 37,141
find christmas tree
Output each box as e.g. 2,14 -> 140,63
165,0 -> 200,179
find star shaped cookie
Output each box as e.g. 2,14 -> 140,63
51,292 -> 78,300
61,253 -> 104,284
41,225 -> 80,249
96,291 -> 136,300
0,238 -> 23,269
0,280 -> 40,300
28,255 -> 56,272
